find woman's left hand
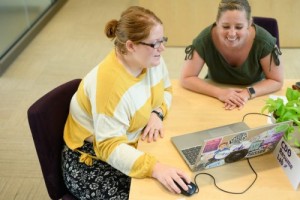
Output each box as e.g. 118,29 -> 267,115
141,112 -> 164,143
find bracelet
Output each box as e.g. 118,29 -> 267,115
152,110 -> 164,121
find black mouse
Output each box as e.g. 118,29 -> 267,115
175,178 -> 198,196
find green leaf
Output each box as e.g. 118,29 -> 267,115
286,87 -> 300,101
275,123 -> 290,132
294,139 -> 300,147
262,88 -> 300,145
286,88 -> 293,101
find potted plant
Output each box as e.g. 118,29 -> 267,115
261,87 -> 300,151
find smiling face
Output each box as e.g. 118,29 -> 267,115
132,23 -> 165,68
216,9 -> 250,49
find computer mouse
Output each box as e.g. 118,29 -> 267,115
175,178 -> 198,196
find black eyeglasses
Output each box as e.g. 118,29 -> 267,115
139,37 -> 168,49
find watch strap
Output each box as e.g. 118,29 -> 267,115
152,110 -> 164,121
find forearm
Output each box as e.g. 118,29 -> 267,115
180,76 -> 223,99
161,87 -> 172,117
251,78 -> 283,97
129,153 -> 158,178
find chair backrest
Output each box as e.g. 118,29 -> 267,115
27,79 -> 81,200
253,16 -> 280,48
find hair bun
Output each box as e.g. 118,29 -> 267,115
105,19 -> 118,39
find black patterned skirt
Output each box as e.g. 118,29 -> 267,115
61,142 -> 131,200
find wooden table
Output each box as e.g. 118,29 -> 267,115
129,79 -> 299,200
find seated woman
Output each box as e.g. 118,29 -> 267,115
62,6 -> 191,200
180,0 -> 284,110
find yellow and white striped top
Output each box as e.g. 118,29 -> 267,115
64,50 -> 172,178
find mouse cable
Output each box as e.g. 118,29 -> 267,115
194,158 -> 257,194
242,112 -> 270,122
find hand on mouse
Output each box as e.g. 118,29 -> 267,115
174,178 -> 198,196
152,162 -> 191,194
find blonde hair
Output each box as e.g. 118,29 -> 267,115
217,0 -> 251,21
104,6 -> 163,54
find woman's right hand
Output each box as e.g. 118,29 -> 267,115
152,162 -> 191,194
218,88 -> 248,110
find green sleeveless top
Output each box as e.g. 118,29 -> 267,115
185,23 -> 281,85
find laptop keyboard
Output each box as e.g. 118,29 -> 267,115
181,145 -> 202,165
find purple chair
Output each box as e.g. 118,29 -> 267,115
253,16 -> 280,48
27,79 -> 81,200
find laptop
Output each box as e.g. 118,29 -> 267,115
171,121 -> 291,172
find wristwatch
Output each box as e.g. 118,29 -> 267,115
246,86 -> 256,99
152,110 -> 164,121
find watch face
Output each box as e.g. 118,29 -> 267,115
248,87 -> 255,94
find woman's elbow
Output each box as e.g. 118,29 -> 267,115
278,79 -> 284,90
179,74 -> 189,89
271,77 -> 284,91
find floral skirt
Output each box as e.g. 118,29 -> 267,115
61,142 -> 131,200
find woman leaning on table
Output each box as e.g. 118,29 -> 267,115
61,6 -> 191,200
180,0 -> 284,110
